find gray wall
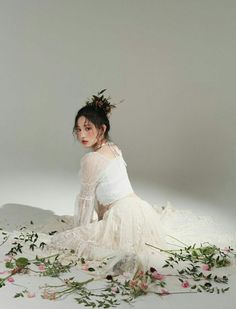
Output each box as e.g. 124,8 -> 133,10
0,0 -> 235,210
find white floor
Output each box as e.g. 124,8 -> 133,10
0,170 -> 236,308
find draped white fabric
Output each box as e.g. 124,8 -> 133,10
73,153 -> 108,226
73,142 -> 134,227
46,142 -> 236,277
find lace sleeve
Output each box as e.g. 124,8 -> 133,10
74,153 -> 106,227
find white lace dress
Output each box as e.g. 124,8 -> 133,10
48,142 -> 236,277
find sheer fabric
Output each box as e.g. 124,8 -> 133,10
73,153 -> 107,226
74,142 -> 134,227
46,142 -> 236,278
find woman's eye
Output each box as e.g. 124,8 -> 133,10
85,127 -> 91,131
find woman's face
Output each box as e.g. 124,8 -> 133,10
75,116 -> 105,149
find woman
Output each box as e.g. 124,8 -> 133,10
48,90 -> 235,277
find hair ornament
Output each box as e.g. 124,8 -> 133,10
85,89 -> 124,117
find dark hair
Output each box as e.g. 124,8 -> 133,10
73,89 -> 117,141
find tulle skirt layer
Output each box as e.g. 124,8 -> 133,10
49,196 -> 167,263
47,195 -> 236,276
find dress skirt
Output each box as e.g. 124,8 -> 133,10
47,195 -> 236,277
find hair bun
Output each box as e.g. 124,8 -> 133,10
85,89 -> 118,117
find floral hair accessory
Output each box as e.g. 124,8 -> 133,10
85,89 -> 123,117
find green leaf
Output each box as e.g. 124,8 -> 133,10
178,269 -> 184,274
204,282 -> 212,287
39,242 -> 46,249
29,243 -> 36,251
98,89 -> 107,95
14,292 -> 24,298
48,231 -> 57,235
16,257 -> 29,268
5,261 -> 14,269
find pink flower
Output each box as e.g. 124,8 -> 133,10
160,288 -> 170,296
152,271 -> 165,281
181,280 -> 190,288
137,271 -> 144,277
111,287 -> 118,293
27,292 -> 36,298
82,263 -> 89,271
201,264 -> 210,271
42,289 -> 56,300
38,264 -> 46,272
122,272 -> 131,278
223,246 -> 231,253
7,277 -> 15,283
140,281 -> 148,290
129,279 -> 137,288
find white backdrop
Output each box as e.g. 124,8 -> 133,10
0,0 -> 235,214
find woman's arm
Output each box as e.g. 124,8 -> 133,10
73,153 -> 105,227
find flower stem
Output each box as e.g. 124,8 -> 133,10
29,253 -> 59,262
166,235 -> 188,246
145,243 -> 179,254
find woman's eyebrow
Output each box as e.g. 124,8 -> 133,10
77,123 -> 91,128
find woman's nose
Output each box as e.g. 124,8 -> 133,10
80,131 -> 86,138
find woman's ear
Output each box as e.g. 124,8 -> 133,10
102,124 -> 107,135
97,125 -> 106,139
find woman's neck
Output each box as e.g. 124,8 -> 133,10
93,140 -> 109,152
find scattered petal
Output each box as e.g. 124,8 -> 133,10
122,272 -> 132,278
27,292 -> 36,298
201,264 -> 210,271
42,289 -> 56,300
38,264 -> 46,272
111,287 -> 118,293
181,280 -> 190,288
7,277 -> 15,283
160,288 -> 170,295
137,271 -> 144,277
140,281 -> 148,290
81,264 -> 89,271
152,271 -> 165,281
129,279 -> 137,288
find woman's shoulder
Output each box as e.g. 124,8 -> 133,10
95,142 -> 122,159
80,151 -> 110,166
80,151 -> 98,163
80,142 -> 122,163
